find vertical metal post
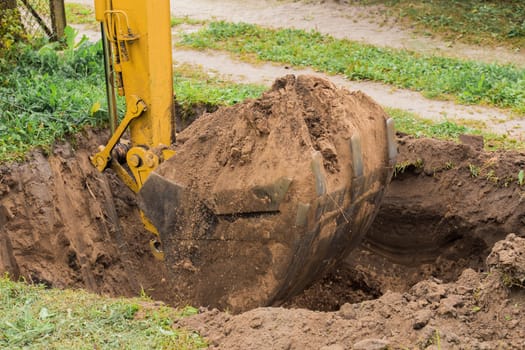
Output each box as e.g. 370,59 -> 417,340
101,23 -> 119,134
49,0 -> 66,40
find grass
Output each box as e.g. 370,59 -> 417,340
0,36 -> 108,162
179,21 -> 525,113
173,63 -> 265,107
171,17 -> 206,27
0,276 -> 206,349
355,0 -> 525,49
0,35 -> 265,163
386,108 -> 525,151
65,3 -> 97,27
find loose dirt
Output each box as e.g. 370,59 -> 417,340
178,234 -> 525,349
1,78 -> 524,347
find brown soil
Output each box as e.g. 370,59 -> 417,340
0,130 -> 182,304
1,80 -> 525,347
178,234 -> 525,349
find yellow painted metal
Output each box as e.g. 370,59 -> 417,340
104,0 -> 174,150
90,95 -> 146,173
93,0 -> 105,22
91,0 -> 175,259
140,211 -> 165,260
92,0 -> 174,190
126,147 -> 160,187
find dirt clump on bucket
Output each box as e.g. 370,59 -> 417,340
139,74 -> 394,312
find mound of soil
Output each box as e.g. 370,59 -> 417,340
177,233 -> 525,349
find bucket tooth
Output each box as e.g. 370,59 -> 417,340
311,151 -> 327,196
386,118 -> 397,166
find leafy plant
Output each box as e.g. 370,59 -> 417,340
0,36 -> 107,162
518,169 -> 524,186
0,7 -> 26,51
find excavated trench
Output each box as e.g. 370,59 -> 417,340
1,99 -> 524,313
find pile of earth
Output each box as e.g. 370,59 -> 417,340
178,233 -> 525,349
0,75 -> 524,347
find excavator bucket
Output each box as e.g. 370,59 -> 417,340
138,75 -> 396,312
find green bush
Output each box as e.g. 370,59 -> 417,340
0,7 -> 26,51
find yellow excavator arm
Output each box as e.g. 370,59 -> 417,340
90,0 -> 175,192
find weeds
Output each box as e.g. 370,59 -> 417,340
469,164 -> 480,178
0,32 -> 107,162
180,21 -> 525,113
0,35 -> 264,164
65,3 -> 96,26
0,277 -> 206,349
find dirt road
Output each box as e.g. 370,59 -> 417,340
170,0 -> 525,67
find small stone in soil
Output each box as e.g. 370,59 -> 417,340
413,309 -> 433,330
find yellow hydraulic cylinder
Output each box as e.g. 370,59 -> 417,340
96,0 -> 174,150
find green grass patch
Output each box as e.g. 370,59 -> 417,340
0,38 -> 108,162
179,21 -> 525,113
173,63 -> 265,106
0,38 -> 264,163
388,108 -> 525,151
65,3 -> 96,26
0,276 -> 206,349
356,0 -> 525,49
171,16 -> 206,27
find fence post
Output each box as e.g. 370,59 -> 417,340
49,0 -> 66,40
